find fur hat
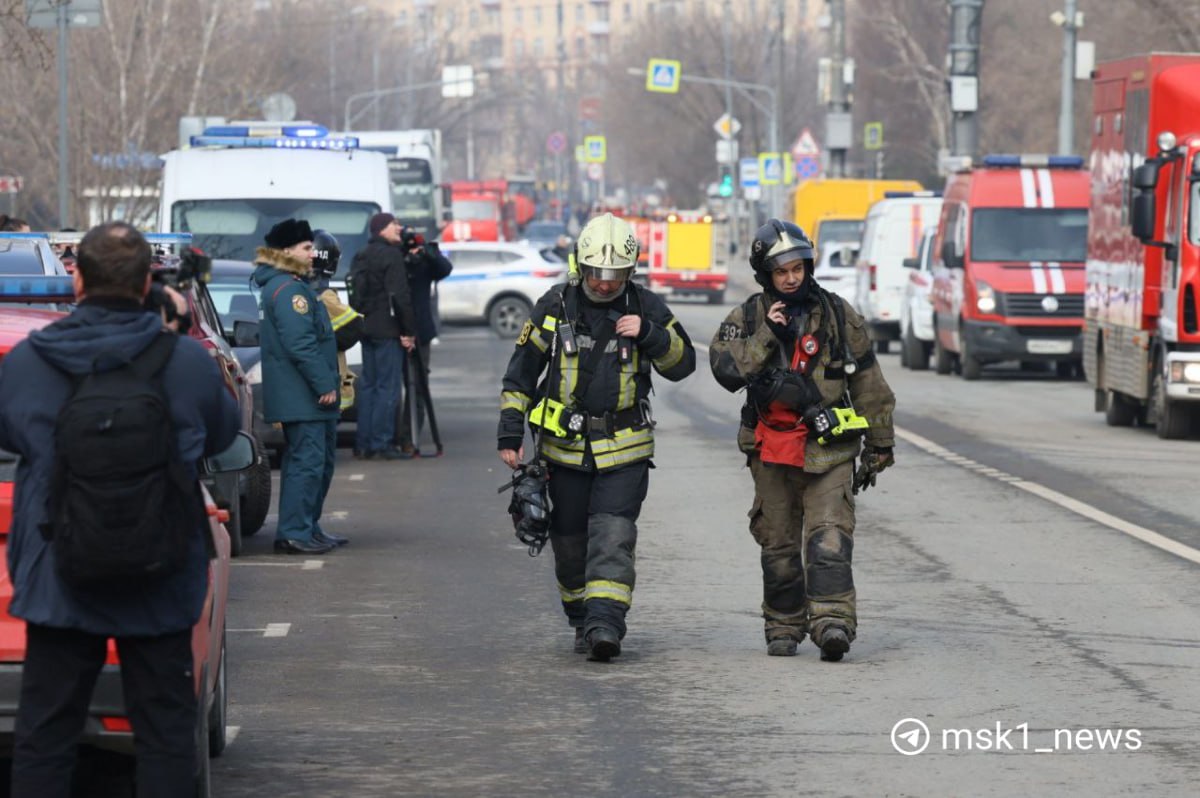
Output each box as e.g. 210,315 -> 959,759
369,212 -> 397,237
264,218 -> 314,250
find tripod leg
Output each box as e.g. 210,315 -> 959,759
411,344 -> 442,455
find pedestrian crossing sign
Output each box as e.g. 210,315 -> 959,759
759,152 -> 783,185
584,135 -> 607,163
646,58 -> 682,94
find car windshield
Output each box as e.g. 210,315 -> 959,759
171,198 -> 380,279
817,219 -> 864,246
206,277 -> 259,329
971,208 -> 1088,262
0,244 -> 47,275
525,222 -> 565,240
452,200 -> 496,220
392,182 -> 435,221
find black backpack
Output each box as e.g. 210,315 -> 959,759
347,249 -> 385,316
43,333 -> 201,590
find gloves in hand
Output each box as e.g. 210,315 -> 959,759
853,446 -> 894,494
765,315 -> 797,345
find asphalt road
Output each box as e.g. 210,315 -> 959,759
202,279 -> 1199,797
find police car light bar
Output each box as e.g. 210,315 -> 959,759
189,135 -> 359,151
981,154 -> 1085,169
0,275 -> 76,302
201,124 -> 330,139
883,190 -> 943,199
0,233 -> 48,240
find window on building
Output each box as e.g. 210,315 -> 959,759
469,8 -> 478,26
623,2 -> 632,21
596,4 -> 609,21
575,34 -> 585,53
533,36 -> 543,57
515,6 -> 523,24
576,3 -> 584,22
534,6 -> 542,24
486,7 -> 499,26
514,38 -> 525,57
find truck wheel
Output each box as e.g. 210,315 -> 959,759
239,453 -> 272,538
934,332 -> 953,375
1151,362 -> 1191,439
959,334 -> 982,381
874,339 -> 890,355
1104,391 -> 1137,427
488,296 -> 532,338
706,290 -> 725,305
902,322 -> 929,371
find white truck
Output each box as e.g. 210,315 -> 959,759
340,129 -> 448,241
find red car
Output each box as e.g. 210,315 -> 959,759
0,276 -> 246,796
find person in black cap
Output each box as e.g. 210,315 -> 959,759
347,212 -> 416,460
252,218 -> 344,554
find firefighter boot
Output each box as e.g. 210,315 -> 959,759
767,636 -> 799,657
586,627 -> 621,662
573,627 -> 587,654
818,625 -> 851,662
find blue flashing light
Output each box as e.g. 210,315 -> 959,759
982,154 -> 1085,169
200,124 -> 330,139
144,233 -> 194,247
883,190 -> 943,199
0,233 -> 49,240
0,275 -> 76,301
189,135 -> 359,151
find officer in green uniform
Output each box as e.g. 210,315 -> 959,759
252,218 -> 343,555
709,220 -> 895,661
498,213 -> 696,662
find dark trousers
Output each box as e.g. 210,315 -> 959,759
356,337 -> 402,454
548,462 -> 649,639
11,624 -> 196,798
397,342 -> 432,448
278,418 -> 337,543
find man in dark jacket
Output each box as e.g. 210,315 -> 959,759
252,218 -> 345,554
397,226 -> 452,455
350,212 -> 416,460
0,221 -> 239,796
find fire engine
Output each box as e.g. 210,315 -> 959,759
441,179 -> 538,243
643,212 -> 731,305
930,154 -> 1090,380
1085,54 -> 1200,438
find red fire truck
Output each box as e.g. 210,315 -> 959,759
441,179 -> 537,243
930,154 -> 1090,380
1085,53 -> 1200,438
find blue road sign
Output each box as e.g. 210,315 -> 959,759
739,157 -> 760,188
794,155 -> 820,180
546,131 -> 567,155
759,153 -> 784,185
645,58 -> 682,93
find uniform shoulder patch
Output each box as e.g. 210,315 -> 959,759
291,294 -> 309,315
718,321 -> 742,342
516,319 -> 534,345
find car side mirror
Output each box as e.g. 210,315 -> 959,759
902,257 -> 919,269
201,431 -> 256,474
231,320 -> 259,348
1131,161 -> 1160,191
941,239 -> 963,269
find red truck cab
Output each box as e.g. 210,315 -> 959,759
1085,53 -> 1200,438
930,154 -> 1090,380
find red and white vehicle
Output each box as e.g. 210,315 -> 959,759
930,154 -> 1090,380
644,212 -> 730,305
1085,54 -> 1200,438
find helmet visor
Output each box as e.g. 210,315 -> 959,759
583,265 -> 632,282
765,249 -> 812,273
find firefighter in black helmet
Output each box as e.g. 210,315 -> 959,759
310,229 -> 363,418
709,219 -> 896,661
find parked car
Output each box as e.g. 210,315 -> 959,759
0,276 -> 253,796
520,219 -> 569,251
0,233 -> 68,276
900,225 -> 938,370
438,241 -> 567,337
814,241 -> 860,297
152,247 -> 271,555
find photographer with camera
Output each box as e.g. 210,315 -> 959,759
0,221 -> 239,795
709,220 -> 895,662
396,225 -> 452,456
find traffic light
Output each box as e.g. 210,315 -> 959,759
718,173 -> 734,198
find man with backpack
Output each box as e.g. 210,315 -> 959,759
0,221 -> 240,796
349,212 -> 416,460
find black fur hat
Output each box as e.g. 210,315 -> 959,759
264,218 -> 314,249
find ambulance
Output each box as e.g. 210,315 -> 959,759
930,154 -> 1090,380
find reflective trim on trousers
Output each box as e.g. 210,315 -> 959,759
585,579 -> 633,607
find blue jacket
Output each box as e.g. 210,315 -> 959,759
252,247 -> 340,423
408,245 -> 453,343
0,298 -> 240,636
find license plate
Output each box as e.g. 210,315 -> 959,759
1026,339 -> 1072,355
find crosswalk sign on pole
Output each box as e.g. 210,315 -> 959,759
758,152 -> 784,186
864,122 -> 884,151
645,58 -> 682,94
584,135 -> 607,163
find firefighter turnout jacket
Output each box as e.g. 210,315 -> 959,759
499,283 -> 696,470
709,290 -> 895,471
317,287 -> 362,412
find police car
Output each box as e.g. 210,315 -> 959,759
438,241 -> 567,337
0,233 -> 69,276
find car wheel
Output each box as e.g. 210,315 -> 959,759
194,670 -> 212,798
239,450 -> 272,537
225,497 -> 243,558
488,295 -> 532,338
934,329 -> 954,375
960,329 -> 982,381
208,631 -> 228,757
902,322 -> 928,371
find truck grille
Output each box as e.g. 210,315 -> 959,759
1004,293 -> 1084,318
1013,325 -> 1081,338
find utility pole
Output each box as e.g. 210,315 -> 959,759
722,0 -> 737,243
56,1 -> 70,226
825,0 -> 851,178
557,0 -> 568,215
1056,0 -> 1079,154
948,0 -> 984,162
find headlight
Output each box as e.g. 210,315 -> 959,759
1172,361 -> 1200,384
975,281 -> 997,314
245,361 -> 262,385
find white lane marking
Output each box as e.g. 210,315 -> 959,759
1030,261 -> 1049,294
1047,262 -> 1066,294
349,474 -> 365,482
328,511 -> 349,520
1020,168 -> 1037,207
232,560 -> 324,569
227,726 -> 241,745
264,623 -> 291,638
1036,167 -> 1055,207
896,426 -> 1200,566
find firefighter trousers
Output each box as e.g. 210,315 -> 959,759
747,456 -> 857,644
547,461 -> 649,640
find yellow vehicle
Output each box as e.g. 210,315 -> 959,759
786,178 -> 923,250
645,211 -> 731,305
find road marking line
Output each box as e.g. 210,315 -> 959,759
301,559 -> 325,570
349,474 -> 365,481
232,560 -> 324,569
328,511 -> 348,520
227,726 -> 241,745
263,623 -> 291,638
897,425 -> 1200,566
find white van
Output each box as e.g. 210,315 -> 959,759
158,124 -> 391,279
853,191 -> 942,352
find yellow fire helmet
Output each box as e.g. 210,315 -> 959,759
574,212 -> 639,303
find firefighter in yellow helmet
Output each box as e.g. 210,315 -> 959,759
498,213 -> 696,661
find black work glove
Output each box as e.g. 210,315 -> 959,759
853,446 -> 894,494
765,315 -> 797,346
